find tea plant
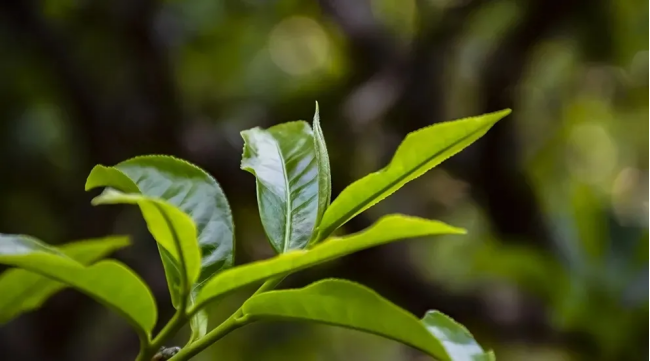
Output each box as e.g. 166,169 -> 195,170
0,104 -> 511,360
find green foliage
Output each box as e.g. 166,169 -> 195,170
0,105 -> 508,361
0,236 -> 130,323
312,102 -> 332,245
0,234 -> 156,339
241,120 -> 321,253
241,279 -> 493,361
86,155 -> 234,340
317,109 -> 511,239
194,214 -> 464,310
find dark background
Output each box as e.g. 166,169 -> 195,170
0,0 -> 648,360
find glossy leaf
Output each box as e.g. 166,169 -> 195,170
311,101 -> 332,245
86,155 -> 234,339
195,214 -> 464,310
91,189 -> 201,303
0,236 -> 130,323
318,109 -> 511,239
241,121 -> 320,253
86,155 -> 234,282
0,234 -> 156,337
241,279 -> 493,361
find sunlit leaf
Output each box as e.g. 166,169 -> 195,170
311,101 -> 332,245
86,155 -> 234,339
86,155 -> 235,280
195,215 -> 464,310
241,279 -> 493,361
91,189 -> 201,305
0,234 -> 156,338
241,121 -> 320,252
0,236 -> 130,324
318,110 -> 511,239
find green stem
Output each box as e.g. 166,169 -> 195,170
169,276 -> 285,361
135,307 -> 187,361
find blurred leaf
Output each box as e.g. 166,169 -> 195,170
91,189 -> 201,307
312,101 -> 332,245
86,155 -> 234,339
0,234 -> 156,337
195,214 -> 464,310
241,279 -> 493,361
241,121 -> 320,253
318,110 -> 511,239
570,182 -> 607,261
0,236 -> 130,324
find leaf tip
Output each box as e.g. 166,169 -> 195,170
452,226 -> 468,235
313,101 -> 320,124
84,165 -> 106,191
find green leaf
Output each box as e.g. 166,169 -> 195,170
86,155 -> 235,339
241,121 -> 320,253
318,110 -> 511,239
0,234 -> 156,338
189,308 -> 209,342
91,189 -> 201,305
421,310 -> 494,360
86,155 -> 235,281
311,101 -> 332,245
195,214 -> 464,310
0,236 -> 130,324
241,279 -> 493,361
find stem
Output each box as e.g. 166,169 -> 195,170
169,276 -> 285,361
135,307 -> 188,361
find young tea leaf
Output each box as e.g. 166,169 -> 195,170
91,189 -> 201,305
194,215 -> 464,310
86,155 -> 234,339
311,101 -> 332,245
0,234 -> 156,338
0,236 -> 130,324
318,109 -> 511,239
86,155 -> 235,281
241,279 -> 493,361
241,121 -> 320,253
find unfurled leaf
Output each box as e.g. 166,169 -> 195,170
241,121 -> 320,253
318,110 -> 511,239
91,189 -> 201,306
195,215 -> 464,310
241,279 -> 493,361
86,155 -> 234,339
311,101 -> 332,245
0,236 -> 130,324
0,235 -> 156,338
86,155 -> 235,281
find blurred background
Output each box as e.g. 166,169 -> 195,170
0,0 -> 647,360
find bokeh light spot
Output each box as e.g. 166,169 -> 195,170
268,17 -> 329,76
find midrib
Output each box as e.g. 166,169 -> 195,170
275,139 -> 292,253
322,125 -> 490,238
